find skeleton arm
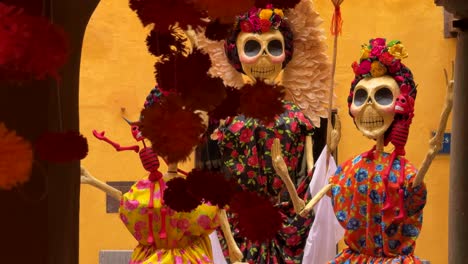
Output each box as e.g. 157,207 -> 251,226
219,209 -> 244,263
299,184 -> 332,217
93,130 -> 140,152
80,166 -> 122,200
306,136 -> 314,173
328,114 -> 341,154
272,138 -> 306,213
413,71 -> 454,187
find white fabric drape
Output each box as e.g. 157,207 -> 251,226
209,230 -> 228,264
302,146 -> 344,263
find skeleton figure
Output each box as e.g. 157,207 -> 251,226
275,38 -> 453,263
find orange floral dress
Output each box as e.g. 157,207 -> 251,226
119,177 -> 220,264
328,151 -> 427,263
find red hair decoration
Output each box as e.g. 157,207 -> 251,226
35,131 -> 88,163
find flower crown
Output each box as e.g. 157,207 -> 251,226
236,5 -> 285,33
352,38 -> 408,79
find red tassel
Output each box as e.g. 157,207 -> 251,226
330,6 -> 343,36
229,191 -> 283,242
35,131 -> 88,163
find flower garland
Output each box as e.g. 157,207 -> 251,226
236,5 -> 285,33
351,38 -> 408,79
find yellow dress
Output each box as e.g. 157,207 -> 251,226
119,177 -> 220,264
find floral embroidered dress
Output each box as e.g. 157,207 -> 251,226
217,101 -> 315,263
120,177 -> 220,264
329,151 -> 427,264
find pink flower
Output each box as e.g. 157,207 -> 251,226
134,221 -> 146,231
273,177 -> 283,189
120,213 -> 129,225
240,129 -> 253,143
230,121 -> 244,133
370,46 -> 384,57
136,179 -> 150,190
231,150 -> 239,158
197,215 -> 212,230
124,199 -> 139,210
371,38 -> 386,47
394,75 -> 405,83
177,219 -> 190,230
236,163 -> 245,172
357,60 -> 371,75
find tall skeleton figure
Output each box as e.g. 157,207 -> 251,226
275,38 -> 453,263
196,1 -> 333,263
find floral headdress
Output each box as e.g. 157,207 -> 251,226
236,5 -> 285,33
348,38 -> 417,109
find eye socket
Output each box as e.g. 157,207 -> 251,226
244,40 -> 262,57
353,89 -> 368,107
132,127 -> 137,130
267,39 -> 283,56
374,87 -> 394,105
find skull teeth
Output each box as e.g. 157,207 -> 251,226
251,67 -> 275,77
360,117 -> 384,128
395,106 -> 404,111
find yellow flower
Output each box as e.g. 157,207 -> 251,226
274,9 -> 284,18
360,45 -> 370,60
370,61 -> 387,77
388,44 -> 408,59
259,9 -> 273,20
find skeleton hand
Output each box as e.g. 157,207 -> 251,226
328,114 -> 341,153
80,166 -> 96,185
92,130 -> 107,140
229,246 -> 244,263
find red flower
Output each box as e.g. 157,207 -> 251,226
379,52 -> 394,66
230,121 -> 244,133
236,163 -> 245,172
272,177 -> 283,189
240,20 -> 254,32
247,171 -> 256,179
266,138 -> 274,149
247,155 -> 259,166
282,226 -> 297,234
231,150 -> 239,158
286,235 -> 301,246
370,46 -> 384,57
357,60 -> 371,75
352,61 -> 360,75
240,129 -> 253,143
259,19 -> 272,33
258,175 -> 267,185
371,38 -> 386,47
389,60 -> 402,74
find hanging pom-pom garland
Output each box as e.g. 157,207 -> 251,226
204,19 -> 232,41
185,169 -> 236,208
140,95 -> 206,164
229,191 -> 283,242
163,177 -> 202,212
0,123 -> 33,190
209,87 -> 241,121
146,29 -> 187,58
238,81 -> 285,123
35,131 -> 88,163
192,0 -> 254,23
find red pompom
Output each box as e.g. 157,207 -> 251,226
239,81 -> 284,122
192,0 -> 254,23
185,169 -> 236,208
155,50 -> 226,111
146,29 -> 187,58
35,131 -> 88,163
209,87 -> 241,121
0,3 -> 68,81
129,0 -> 204,31
140,95 -> 206,164
229,191 -> 283,242
254,0 -> 300,9
163,177 -> 202,212
204,19 -> 232,41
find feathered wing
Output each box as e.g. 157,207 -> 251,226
196,30 -> 245,89
282,0 -> 332,127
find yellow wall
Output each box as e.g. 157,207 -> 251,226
79,0 -> 454,263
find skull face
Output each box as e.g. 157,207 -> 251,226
395,94 -> 414,115
236,30 -> 285,81
130,124 -> 144,141
350,76 -> 400,139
